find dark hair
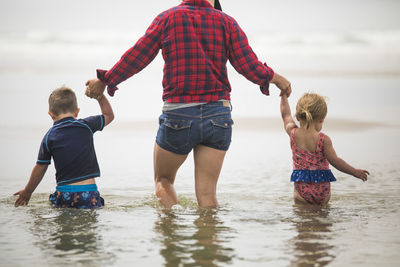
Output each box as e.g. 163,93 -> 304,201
48,86 -> 78,116
215,0 -> 222,11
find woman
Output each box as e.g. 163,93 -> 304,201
86,0 -> 291,208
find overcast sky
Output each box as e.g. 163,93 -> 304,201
1,0 -> 399,34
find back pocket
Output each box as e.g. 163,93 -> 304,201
163,118 -> 192,149
210,118 -> 234,149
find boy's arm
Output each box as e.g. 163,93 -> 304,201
14,164 -> 48,207
95,93 -> 114,127
280,95 -> 297,135
324,135 -> 369,181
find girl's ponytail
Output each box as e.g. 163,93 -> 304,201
295,93 -> 327,129
304,109 -> 313,129
298,107 -> 313,129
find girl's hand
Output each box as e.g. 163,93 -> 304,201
14,189 -> 32,207
270,73 -> 292,97
353,169 -> 369,182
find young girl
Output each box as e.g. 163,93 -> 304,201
280,93 -> 369,205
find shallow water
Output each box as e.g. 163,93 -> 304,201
1,126 -> 400,266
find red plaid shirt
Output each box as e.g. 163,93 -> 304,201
97,0 -> 274,103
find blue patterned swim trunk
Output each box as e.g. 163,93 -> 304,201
49,184 -> 104,209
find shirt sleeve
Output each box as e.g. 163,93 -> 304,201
37,134 -> 51,165
227,18 -> 274,95
97,14 -> 165,97
79,115 -> 105,134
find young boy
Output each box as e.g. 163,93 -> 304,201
14,86 -> 114,208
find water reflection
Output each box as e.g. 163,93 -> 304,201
290,205 -> 335,267
29,208 -> 113,265
155,208 -> 234,267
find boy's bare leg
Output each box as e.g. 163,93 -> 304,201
193,145 -> 226,208
154,144 -> 188,208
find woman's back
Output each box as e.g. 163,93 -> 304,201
158,2 -> 232,102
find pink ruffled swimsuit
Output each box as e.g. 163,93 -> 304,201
290,128 -> 336,204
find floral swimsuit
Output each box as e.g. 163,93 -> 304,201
290,128 -> 336,204
49,184 -> 104,209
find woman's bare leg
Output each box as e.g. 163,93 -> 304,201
154,144 -> 188,208
193,145 -> 226,208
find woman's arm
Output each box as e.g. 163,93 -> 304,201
280,95 -> 297,135
86,14 -> 165,98
14,164 -> 48,206
324,135 -> 369,181
227,19 -> 291,97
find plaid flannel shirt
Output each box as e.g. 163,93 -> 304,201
97,0 -> 274,103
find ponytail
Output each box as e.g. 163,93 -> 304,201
295,93 -> 327,129
298,108 -> 314,129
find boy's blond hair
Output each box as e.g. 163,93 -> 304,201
295,93 -> 327,129
49,86 -> 78,116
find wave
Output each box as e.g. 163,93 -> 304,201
253,30 -> 400,47
0,30 -> 139,46
1,29 -> 400,49
0,29 -> 399,74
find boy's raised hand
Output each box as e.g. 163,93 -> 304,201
86,78 -> 106,99
353,169 -> 370,182
14,189 -> 32,207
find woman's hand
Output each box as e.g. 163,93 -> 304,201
270,73 -> 292,97
86,79 -> 106,99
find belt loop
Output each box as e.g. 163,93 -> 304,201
229,100 -> 233,111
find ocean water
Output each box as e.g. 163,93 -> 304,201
1,126 -> 400,266
1,0 -> 400,266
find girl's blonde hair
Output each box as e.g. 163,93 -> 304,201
295,93 -> 327,129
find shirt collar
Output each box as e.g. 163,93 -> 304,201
54,116 -> 74,125
180,0 -> 213,9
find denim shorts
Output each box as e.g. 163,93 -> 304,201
156,102 -> 234,155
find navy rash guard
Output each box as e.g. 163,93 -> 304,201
37,115 -> 104,185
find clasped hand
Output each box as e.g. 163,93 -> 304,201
271,73 -> 292,97
85,79 -> 106,100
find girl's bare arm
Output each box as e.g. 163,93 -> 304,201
280,95 -> 297,135
324,135 -> 369,181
